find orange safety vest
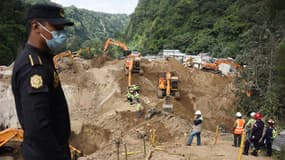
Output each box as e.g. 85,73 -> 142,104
234,119 -> 245,134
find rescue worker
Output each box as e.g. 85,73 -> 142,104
136,102 -> 143,118
127,90 -> 134,104
131,84 -> 139,93
243,113 -> 264,156
11,4 -> 74,160
186,110 -> 203,146
245,112 -> 256,139
261,118 -> 276,156
232,112 -> 245,147
133,91 -> 140,103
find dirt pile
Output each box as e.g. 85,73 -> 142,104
55,56 -> 239,159
1,57 -> 260,160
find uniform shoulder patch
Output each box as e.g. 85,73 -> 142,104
30,74 -> 43,89
28,54 -> 43,66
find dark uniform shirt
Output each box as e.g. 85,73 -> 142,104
251,119 -> 264,141
264,127 -> 274,143
12,44 -> 71,160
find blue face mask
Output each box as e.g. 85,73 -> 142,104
38,23 -> 67,52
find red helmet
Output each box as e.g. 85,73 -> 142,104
254,113 -> 263,120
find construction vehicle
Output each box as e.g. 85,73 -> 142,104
201,58 -> 241,74
0,128 -> 23,148
124,53 -> 143,76
73,47 -> 92,58
0,128 -> 82,160
157,72 -> 180,112
103,38 -> 130,57
53,50 -> 73,70
103,38 -> 143,75
53,47 -> 93,70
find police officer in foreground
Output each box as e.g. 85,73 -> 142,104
12,3 -> 74,160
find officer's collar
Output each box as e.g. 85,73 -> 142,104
25,44 -> 53,60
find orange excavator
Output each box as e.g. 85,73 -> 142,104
103,38 -> 130,57
0,128 -> 23,148
53,50 -> 73,70
201,58 -> 241,74
157,72 -> 180,112
73,47 -> 91,58
52,47 -> 92,70
0,128 -> 82,160
103,38 -> 144,76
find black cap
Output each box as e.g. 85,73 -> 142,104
27,4 -> 74,26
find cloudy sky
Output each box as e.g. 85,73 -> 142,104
51,0 -> 139,14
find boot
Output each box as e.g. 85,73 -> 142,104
250,150 -> 258,156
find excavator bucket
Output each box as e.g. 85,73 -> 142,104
162,96 -> 173,113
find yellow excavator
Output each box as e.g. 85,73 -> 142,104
157,72 -> 180,113
0,128 -> 82,160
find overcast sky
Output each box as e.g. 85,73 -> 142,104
51,0 -> 139,14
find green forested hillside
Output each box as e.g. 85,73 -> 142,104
126,0 -> 285,121
126,0 -> 285,56
64,6 -> 129,54
0,0 -> 129,65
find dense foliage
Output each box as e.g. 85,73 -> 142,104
0,0 -> 129,65
64,6 -> 129,55
0,0 -> 27,65
126,0 -> 285,122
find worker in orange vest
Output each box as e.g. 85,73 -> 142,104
232,112 -> 245,147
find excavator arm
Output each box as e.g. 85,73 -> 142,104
0,128 -> 82,160
73,47 -> 91,58
53,48 -> 92,70
53,50 -> 73,69
103,38 -> 130,56
0,128 -> 23,148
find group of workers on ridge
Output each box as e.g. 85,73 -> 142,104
232,111 -> 276,157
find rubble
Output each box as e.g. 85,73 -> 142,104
1,57 -> 271,160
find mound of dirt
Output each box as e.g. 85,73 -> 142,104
70,124 -> 111,154
0,56 -> 240,159
91,55 -> 113,68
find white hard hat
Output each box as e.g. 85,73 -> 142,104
236,112 -> 242,117
195,110 -> 201,115
250,112 -> 256,117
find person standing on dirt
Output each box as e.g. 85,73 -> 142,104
243,113 -> 264,156
232,112 -> 245,147
136,101 -> 143,118
245,112 -> 256,139
127,89 -> 134,105
186,110 -> 203,146
11,3 -> 74,160
261,118 -> 276,156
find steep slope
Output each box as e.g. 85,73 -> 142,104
64,6 -> 129,52
126,0 -> 285,57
